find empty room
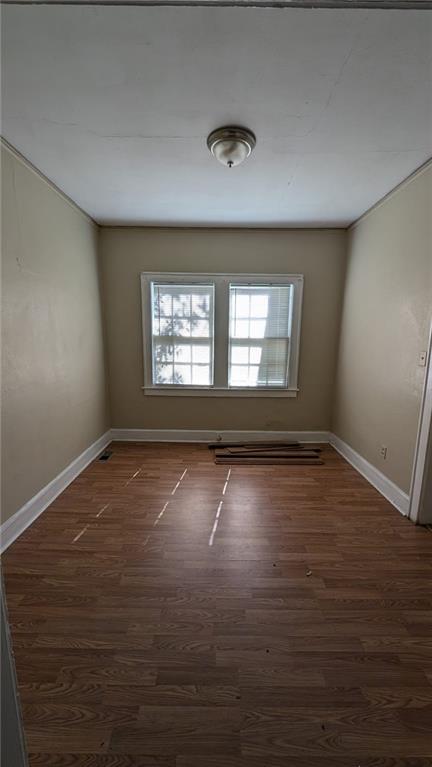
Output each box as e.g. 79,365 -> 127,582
1,0 -> 432,764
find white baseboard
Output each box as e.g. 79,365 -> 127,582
110,428 -> 331,444
329,433 -> 409,516
0,430 -> 112,553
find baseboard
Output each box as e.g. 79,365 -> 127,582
110,428 -> 331,444
0,430 -> 112,553
329,433 -> 409,516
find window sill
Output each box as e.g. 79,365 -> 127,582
142,386 -> 298,398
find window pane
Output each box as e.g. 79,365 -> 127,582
229,285 -> 292,388
152,282 -> 214,386
234,294 -> 250,318
192,294 -> 210,317
193,345 -> 210,363
191,320 -> 209,338
247,366 -> 259,386
157,293 -> 172,317
154,342 -> 174,364
230,365 -> 249,386
231,346 -> 249,364
172,294 -> 191,317
173,364 -> 192,385
154,363 -> 173,384
158,317 -> 172,335
250,294 -> 269,318
174,344 -> 191,363
250,346 -> 262,364
176,320 -> 191,337
231,319 -> 249,339
249,320 -> 266,338
192,365 -> 210,385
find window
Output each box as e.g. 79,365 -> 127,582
141,273 -> 303,397
151,283 -> 214,386
229,285 -> 292,388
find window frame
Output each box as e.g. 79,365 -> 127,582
141,272 -> 303,398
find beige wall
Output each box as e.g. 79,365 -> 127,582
333,164 -> 432,495
1,143 -> 110,525
100,227 -> 346,432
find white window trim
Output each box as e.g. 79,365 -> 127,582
140,272 -> 303,398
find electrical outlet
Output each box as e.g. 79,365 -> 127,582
380,446 -> 387,460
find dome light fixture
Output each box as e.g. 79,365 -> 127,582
207,126 -> 256,168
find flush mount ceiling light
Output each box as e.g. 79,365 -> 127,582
207,126 -> 256,168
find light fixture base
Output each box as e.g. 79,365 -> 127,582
207,126 -> 256,168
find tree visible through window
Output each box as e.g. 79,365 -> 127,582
142,273 -> 303,394
151,283 -> 214,385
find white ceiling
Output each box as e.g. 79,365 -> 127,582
2,5 -> 432,226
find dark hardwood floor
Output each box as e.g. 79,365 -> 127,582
2,441 -> 432,766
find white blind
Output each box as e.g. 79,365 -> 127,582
229,284 -> 292,387
151,283 -> 214,386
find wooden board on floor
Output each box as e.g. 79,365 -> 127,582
215,456 -> 324,464
215,449 -> 322,459
228,445 -> 321,454
208,440 -> 300,449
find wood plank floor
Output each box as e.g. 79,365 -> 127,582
2,441 -> 432,766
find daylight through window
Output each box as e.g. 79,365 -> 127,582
151,283 -> 214,386
142,273 -> 303,396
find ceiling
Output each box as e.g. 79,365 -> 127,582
2,5 -> 432,226
2,1 -> 432,7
